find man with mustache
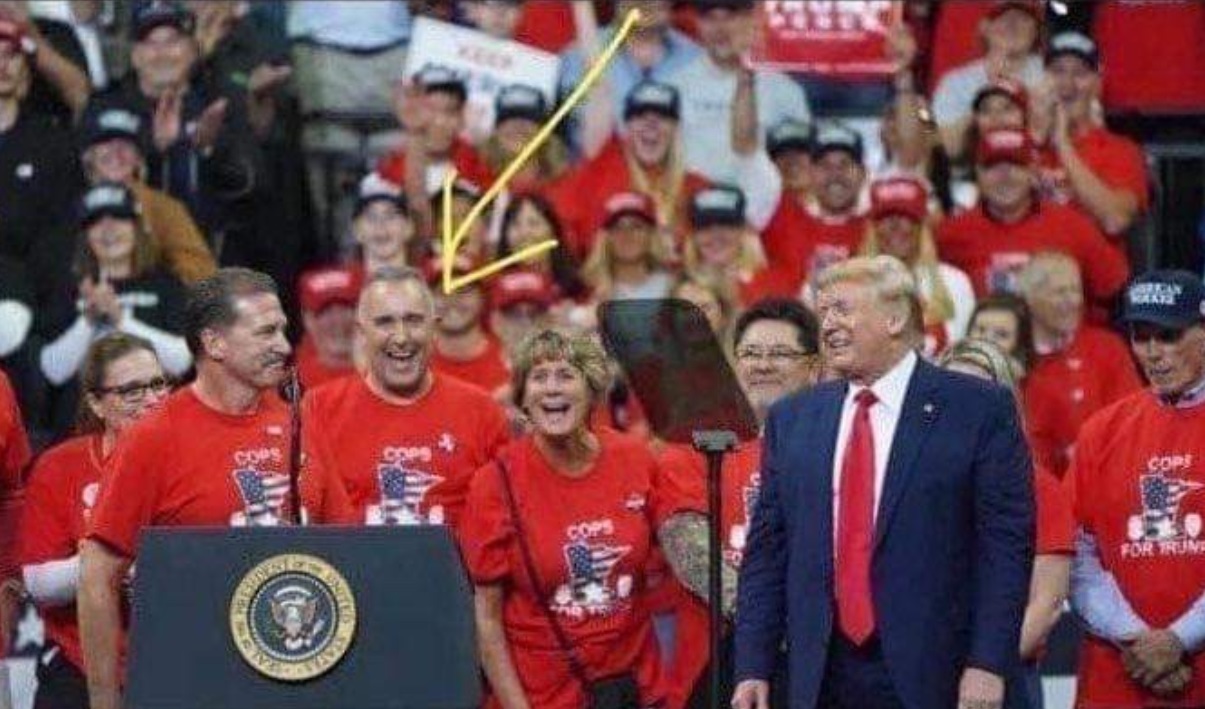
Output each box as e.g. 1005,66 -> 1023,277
78,268 -> 354,709
303,266 -> 509,530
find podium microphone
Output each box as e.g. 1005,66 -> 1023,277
283,363 -> 305,526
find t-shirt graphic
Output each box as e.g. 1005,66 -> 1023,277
553,525 -> 632,617
1130,471 -> 1204,543
367,460 -> 446,526
230,465 -> 290,527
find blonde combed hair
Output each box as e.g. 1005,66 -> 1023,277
816,255 -> 924,341
861,220 -> 955,326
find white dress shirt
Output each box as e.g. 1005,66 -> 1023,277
832,350 -> 919,535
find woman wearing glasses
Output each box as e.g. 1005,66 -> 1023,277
19,333 -> 170,709
657,299 -> 821,709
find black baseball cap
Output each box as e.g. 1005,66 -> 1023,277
79,107 -> 146,153
495,84 -> 547,126
353,174 -> 408,218
1123,270 -> 1205,330
1046,31 -> 1100,70
79,182 -> 140,228
132,2 -> 195,41
623,81 -> 680,122
690,185 -> 746,229
766,119 -> 813,158
415,64 -> 468,104
811,123 -> 864,163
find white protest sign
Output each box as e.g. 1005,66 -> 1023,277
405,17 -> 561,143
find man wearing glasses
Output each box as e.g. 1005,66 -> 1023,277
1071,270 -> 1205,707
657,297 -> 820,709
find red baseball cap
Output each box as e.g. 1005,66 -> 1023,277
0,19 -> 36,56
298,266 -> 362,313
869,176 -> 930,223
490,270 -> 557,311
986,0 -> 1043,21
601,191 -> 657,229
976,128 -> 1036,167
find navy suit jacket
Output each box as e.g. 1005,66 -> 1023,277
733,358 -> 1035,709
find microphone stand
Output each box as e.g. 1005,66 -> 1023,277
692,429 -> 738,709
284,366 -> 304,526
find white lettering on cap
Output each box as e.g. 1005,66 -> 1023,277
989,130 -> 1026,150
607,193 -> 645,212
874,181 -> 922,202
85,185 -> 128,211
697,189 -> 741,211
1052,32 -> 1097,56
1129,282 -> 1183,307
634,84 -> 674,106
308,271 -> 354,293
99,110 -> 141,134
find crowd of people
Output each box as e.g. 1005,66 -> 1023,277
1,1 -> 1204,709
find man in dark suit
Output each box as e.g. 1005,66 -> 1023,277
732,256 -> 1034,709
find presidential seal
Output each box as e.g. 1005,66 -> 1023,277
229,554 -> 356,682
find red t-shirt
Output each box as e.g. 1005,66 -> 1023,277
1023,325 -> 1143,476
88,388 -> 355,557
514,1 -> 577,53
1071,392 -> 1205,707
460,432 -> 669,709
431,334 -> 511,398
376,138 -> 495,192
1037,127 -> 1150,234
19,435 -> 106,671
303,374 -> 509,529
1035,465 -> 1074,556
1094,0 -> 1205,113
0,368 -> 29,592
0,369 -> 27,489
656,440 -> 762,709
760,197 -> 867,291
295,336 -> 354,392
936,202 -> 1129,304
546,135 -> 710,260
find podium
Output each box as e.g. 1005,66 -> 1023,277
126,526 -> 480,709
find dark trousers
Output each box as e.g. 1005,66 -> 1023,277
34,643 -> 89,709
819,634 -> 906,709
685,632 -> 790,709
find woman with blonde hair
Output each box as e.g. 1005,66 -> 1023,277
939,337 -> 1073,709
461,329 -> 668,709
860,174 -> 975,355
581,191 -> 676,303
548,81 -> 710,260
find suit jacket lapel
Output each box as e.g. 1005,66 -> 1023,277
814,383 -> 846,568
874,359 -> 939,549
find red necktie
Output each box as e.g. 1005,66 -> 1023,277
836,389 -> 877,644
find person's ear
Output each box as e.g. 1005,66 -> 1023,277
200,327 -> 226,361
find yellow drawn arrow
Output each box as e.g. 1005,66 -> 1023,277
440,8 -> 643,295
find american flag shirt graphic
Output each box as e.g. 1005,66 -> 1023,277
232,468 -> 290,525
562,538 -> 630,609
1140,473 -> 1205,540
376,464 -> 443,524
